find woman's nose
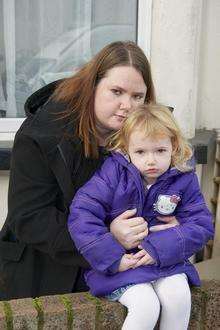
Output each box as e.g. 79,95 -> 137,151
119,96 -> 132,110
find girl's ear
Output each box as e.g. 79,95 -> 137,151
171,137 -> 178,154
171,138 -> 178,166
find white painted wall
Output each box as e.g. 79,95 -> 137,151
150,0 -> 203,138
197,0 -> 220,130
150,0 -> 220,135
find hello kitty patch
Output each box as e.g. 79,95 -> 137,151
153,194 -> 181,215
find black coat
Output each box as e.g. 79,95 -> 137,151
0,81 -> 105,300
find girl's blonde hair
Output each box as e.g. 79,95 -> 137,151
108,104 -> 193,172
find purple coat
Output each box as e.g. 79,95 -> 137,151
68,152 -> 214,296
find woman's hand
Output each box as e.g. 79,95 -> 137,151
110,209 -> 148,249
150,216 -> 179,232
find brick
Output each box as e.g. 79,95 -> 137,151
97,298 -> 125,330
10,298 -> 38,329
189,287 -> 204,329
189,281 -> 220,330
2,301 -> 13,330
201,280 -> 220,330
40,295 -> 68,329
66,292 -> 96,330
0,302 -> 7,329
0,279 -> 218,329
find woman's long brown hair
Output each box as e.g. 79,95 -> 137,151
53,41 -> 156,158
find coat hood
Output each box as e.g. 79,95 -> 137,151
24,79 -> 62,117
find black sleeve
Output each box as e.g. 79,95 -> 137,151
6,132 -> 89,267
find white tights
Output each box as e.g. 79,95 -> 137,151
118,274 -> 191,330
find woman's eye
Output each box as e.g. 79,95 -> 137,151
133,94 -> 143,101
111,89 -> 121,96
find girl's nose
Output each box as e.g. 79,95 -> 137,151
147,153 -> 156,165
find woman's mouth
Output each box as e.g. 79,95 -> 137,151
114,114 -> 126,121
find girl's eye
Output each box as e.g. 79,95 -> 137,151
111,89 -> 121,96
135,150 -> 144,154
157,148 -> 166,153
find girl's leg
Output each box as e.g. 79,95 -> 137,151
153,274 -> 191,330
118,283 -> 160,330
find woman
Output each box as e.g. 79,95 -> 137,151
0,41 -> 170,300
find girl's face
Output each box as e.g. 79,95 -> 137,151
94,66 -> 147,138
128,130 -> 173,185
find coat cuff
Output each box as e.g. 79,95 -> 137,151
106,259 -> 121,274
145,228 -> 184,267
82,233 -> 125,274
140,240 -> 159,265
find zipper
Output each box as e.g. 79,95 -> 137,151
126,165 -> 145,216
57,144 -> 68,167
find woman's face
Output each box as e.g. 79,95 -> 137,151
94,66 -> 147,138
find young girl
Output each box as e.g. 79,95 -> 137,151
68,104 -> 214,329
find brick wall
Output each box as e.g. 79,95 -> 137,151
0,280 -> 219,329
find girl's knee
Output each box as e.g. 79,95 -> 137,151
155,274 -> 191,311
119,283 -> 161,327
130,293 -> 160,315
158,286 -> 191,315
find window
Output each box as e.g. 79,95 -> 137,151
0,0 -> 152,135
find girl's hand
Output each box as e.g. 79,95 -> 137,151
132,245 -> 155,267
110,209 -> 148,249
118,254 -> 138,272
149,216 -> 179,232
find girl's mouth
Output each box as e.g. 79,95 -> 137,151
146,169 -> 158,174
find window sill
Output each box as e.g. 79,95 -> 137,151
0,133 -> 16,141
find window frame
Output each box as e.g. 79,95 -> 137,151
0,0 -> 152,140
